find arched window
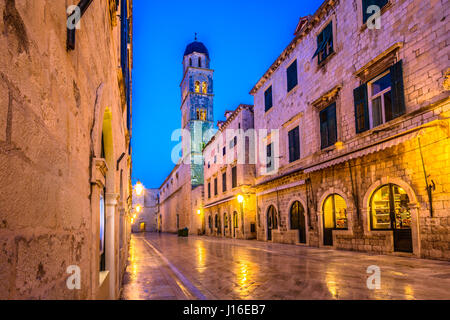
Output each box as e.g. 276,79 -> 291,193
198,57 -> 202,67
196,108 -> 206,121
189,58 -> 192,66
224,213 -> 228,228
195,81 -> 200,93
323,194 -> 348,229
370,184 -> 411,230
202,81 -> 207,94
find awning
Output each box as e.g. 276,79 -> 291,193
203,195 -> 235,209
304,129 -> 422,174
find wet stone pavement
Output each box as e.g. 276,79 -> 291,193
121,233 -> 450,300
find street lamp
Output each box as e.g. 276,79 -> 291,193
197,209 -> 201,215
136,204 -> 142,213
135,181 -> 144,196
237,194 -> 245,239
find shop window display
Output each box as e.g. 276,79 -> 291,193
370,184 -> 411,230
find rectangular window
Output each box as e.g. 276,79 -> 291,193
230,136 -> 237,149
320,103 -> 337,149
369,71 -> 392,128
353,60 -> 405,133
264,85 -> 273,112
288,126 -> 300,163
214,178 -> 218,196
232,166 -> 237,188
266,143 -> 274,172
362,0 -> 389,24
313,22 -> 334,64
223,147 -> 226,156
208,182 -> 211,198
286,60 -> 298,92
222,172 -> 227,192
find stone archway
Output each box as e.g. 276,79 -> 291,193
362,178 -> 420,256
317,188 -> 354,248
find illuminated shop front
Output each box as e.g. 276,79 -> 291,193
370,184 -> 412,252
322,194 -> 348,246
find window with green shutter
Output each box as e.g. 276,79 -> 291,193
320,103 -> 337,149
222,172 -> 227,192
313,22 -> 334,64
287,60 -> 298,92
214,178 -> 218,196
288,126 -> 300,162
265,86 -> 273,112
362,0 -> 389,24
353,60 -> 405,133
231,166 -> 237,188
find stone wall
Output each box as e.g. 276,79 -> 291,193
251,0 -> 449,260
132,188 -> 159,232
0,0 -> 132,298
159,163 -> 193,233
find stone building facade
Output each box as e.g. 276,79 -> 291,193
250,0 -> 450,260
131,188 -> 159,233
0,0 -> 133,299
203,105 -> 257,239
159,41 -> 214,235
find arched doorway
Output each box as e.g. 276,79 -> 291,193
208,215 -> 212,233
322,194 -> 347,246
266,205 -> 278,241
370,184 -> 413,252
223,212 -> 228,237
290,201 -> 306,244
233,211 -> 238,238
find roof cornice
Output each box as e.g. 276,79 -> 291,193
249,0 -> 339,95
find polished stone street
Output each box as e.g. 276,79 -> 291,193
121,233 -> 450,300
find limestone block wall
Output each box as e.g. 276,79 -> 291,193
132,189 -> 159,232
253,0 -> 448,173
251,0 -> 449,260
159,163 -> 193,233
0,0 -> 132,298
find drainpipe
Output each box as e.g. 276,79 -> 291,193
418,137 -> 435,217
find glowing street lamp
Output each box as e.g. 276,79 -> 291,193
136,204 -> 142,213
135,182 -> 144,196
237,194 -> 244,204
197,209 -> 201,215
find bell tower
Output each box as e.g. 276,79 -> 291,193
180,39 -> 215,186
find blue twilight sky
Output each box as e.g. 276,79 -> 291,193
132,0 -> 324,188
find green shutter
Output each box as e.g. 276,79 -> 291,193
294,127 -> 300,160
390,60 -> 406,119
353,83 -> 369,133
288,130 -> 294,162
327,104 -> 337,147
287,60 -> 298,92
